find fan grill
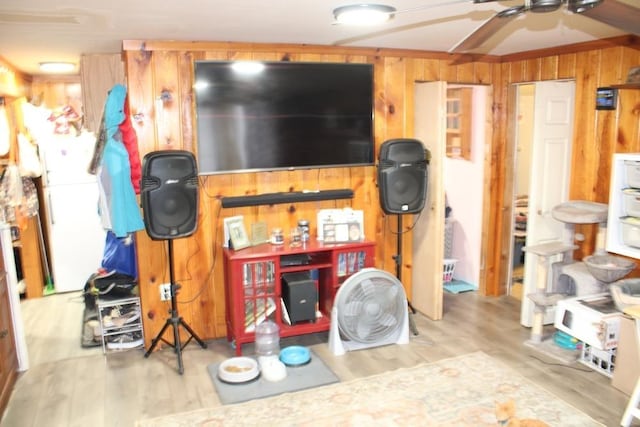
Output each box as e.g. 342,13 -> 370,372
336,272 -> 407,344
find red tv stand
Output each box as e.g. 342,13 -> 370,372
223,240 -> 375,355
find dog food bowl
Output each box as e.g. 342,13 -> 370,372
217,357 -> 260,383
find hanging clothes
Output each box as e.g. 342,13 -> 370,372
97,84 -> 144,237
118,94 -> 142,194
89,89 -> 142,194
0,101 -> 10,156
88,114 -> 106,175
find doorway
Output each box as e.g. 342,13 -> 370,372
412,81 -> 491,320
506,81 -> 576,327
508,84 -> 534,300
443,84 -> 488,289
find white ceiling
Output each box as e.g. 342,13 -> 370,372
0,0 -> 637,76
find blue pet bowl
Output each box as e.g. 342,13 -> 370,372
279,345 -> 311,366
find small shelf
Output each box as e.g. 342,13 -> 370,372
97,296 -> 143,354
606,153 -> 640,259
281,262 -> 332,274
609,83 -> 640,89
446,87 -> 472,160
279,315 -> 331,336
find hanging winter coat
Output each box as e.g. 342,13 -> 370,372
97,84 -> 144,237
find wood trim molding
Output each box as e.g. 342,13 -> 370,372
611,83 -> 640,89
121,39 -> 500,62
500,35 -> 640,63
122,35 -> 639,65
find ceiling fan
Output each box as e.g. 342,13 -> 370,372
450,0 -> 640,53
333,0 -> 640,54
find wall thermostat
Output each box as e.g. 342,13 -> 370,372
595,87 -> 618,110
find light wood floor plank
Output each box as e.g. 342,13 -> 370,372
0,290 -> 635,427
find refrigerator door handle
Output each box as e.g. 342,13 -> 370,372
47,192 -> 55,225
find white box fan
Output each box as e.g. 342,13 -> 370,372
329,268 -> 410,356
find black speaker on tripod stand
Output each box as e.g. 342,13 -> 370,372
141,150 -> 207,374
377,139 -> 430,336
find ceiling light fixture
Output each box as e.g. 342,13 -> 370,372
333,4 -> 396,25
39,62 -> 75,73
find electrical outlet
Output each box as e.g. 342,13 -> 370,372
159,283 -> 171,301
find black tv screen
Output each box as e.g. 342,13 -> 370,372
193,61 -> 374,175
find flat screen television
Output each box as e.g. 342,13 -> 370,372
193,61 -> 374,175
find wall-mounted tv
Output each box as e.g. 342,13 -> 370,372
193,61 -> 374,175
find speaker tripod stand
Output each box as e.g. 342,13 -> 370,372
144,239 -> 207,374
393,214 -> 419,336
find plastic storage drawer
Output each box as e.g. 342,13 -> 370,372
622,188 -> 640,217
620,216 -> 640,248
625,160 -> 640,188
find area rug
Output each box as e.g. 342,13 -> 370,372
136,351 -> 603,427
206,350 -> 339,404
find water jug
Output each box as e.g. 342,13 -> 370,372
255,320 -> 280,357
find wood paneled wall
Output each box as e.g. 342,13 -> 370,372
0,58 -> 32,166
30,76 -> 81,112
493,44 -> 640,293
0,57 -> 30,99
122,39 -> 640,347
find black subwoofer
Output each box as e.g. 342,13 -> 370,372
141,150 -> 198,240
377,139 -> 429,215
281,272 -> 317,325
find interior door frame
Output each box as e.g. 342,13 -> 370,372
504,80 -> 576,326
412,81 -> 493,320
413,81 -> 446,320
502,85 -> 519,296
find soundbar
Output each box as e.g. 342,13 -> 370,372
221,189 -> 354,208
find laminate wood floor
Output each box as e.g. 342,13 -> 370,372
0,290 -> 635,427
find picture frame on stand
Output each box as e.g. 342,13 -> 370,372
225,216 -> 250,250
250,222 -> 269,246
317,208 -> 364,242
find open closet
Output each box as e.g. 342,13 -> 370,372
443,84 -> 488,290
510,84 -> 534,300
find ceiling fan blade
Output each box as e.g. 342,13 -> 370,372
577,0 -> 640,35
449,5 -> 525,53
394,0 -> 504,16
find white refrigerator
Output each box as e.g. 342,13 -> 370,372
41,132 -> 106,293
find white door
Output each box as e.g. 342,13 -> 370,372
520,81 -> 575,327
412,81 -> 446,320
